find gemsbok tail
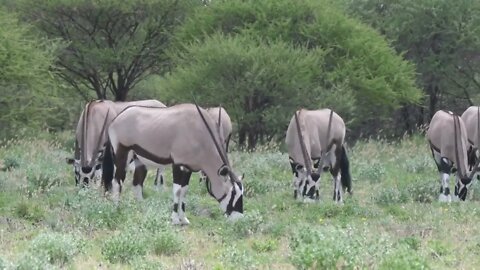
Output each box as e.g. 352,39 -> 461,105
102,140 -> 114,193
340,145 -> 352,194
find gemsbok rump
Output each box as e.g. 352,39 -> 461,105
102,103 -> 243,225
66,99 -> 167,187
286,109 -> 352,202
461,106 -> 480,175
427,110 -> 480,201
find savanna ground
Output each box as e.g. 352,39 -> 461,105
1,133 -> 480,269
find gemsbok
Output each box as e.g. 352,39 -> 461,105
286,109 -> 352,203
102,103 -> 243,225
427,110 -> 480,201
66,99 -> 167,188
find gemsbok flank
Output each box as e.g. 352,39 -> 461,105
461,106 -> 480,177
102,103 -> 244,225
286,109 -> 352,203
65,99 -> 167,188
427,110 -> 480,201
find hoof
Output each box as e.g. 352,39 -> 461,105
438,194 -> 451,203
303,197 -> 316,203
171,212 -> 190,225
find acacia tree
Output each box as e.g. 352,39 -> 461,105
20,0 -> 196,101
343,0 -> 480,130
164,0 -> 421,148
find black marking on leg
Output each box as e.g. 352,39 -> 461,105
294,190 -> 298,199
444,187 -> 450,196
440,186 -> 444,194
439,158 -> 453,174
455,184 -> 459,196
181,202 -> 185,212
173,203 -> 179,213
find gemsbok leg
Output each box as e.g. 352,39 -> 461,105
432,150 -> 453,202
171,165 -> 192,225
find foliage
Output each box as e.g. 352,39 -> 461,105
152,230 -> 183,256
163,0 -> 421,147
19,0 -> 199,101
0,8 -> 61,139
343,0 -> 480,130
28,232 -> 84,265
101,230 -> 148,263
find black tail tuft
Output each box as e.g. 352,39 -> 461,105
340,145 -> 352,194
102,140 -> 114,193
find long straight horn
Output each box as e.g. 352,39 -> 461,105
453,115 -> 466,179
88,109 -> 110,168
325,109 -> 334,152
81,102 -> 92,167
194,103 -> 239,183
294,111 -> 312,175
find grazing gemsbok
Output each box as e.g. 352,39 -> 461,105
461,106 -> 480,176
286,109 -> 352,202
427,110 -> 480,201
66,99 -> 167,187
102,103 -> 244,224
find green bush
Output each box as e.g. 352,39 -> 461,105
407,180 -> 437,203
226,210 -> 264,238
374,187 -> 409,205
219,244 -> 257,269
358,162 -> 386,183
13,201 -> 45,223
251,238 -> 278,253
152,230 -> 182,256
380,246 -> 430,270
29,232 -> 84,265
15,253 -> 52,270
101,231 -> 148,263
2,157 -> 19,171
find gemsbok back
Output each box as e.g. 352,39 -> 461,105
65,99 -> 167,187
286,109 -> 352,203
427,110 -> 480,201
102,103 -> 243,225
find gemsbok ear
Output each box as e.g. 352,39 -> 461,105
218,165 -> 229,176
66,158 -> 75,164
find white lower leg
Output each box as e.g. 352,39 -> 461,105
178,185 -> 190,225
439,173 -> 451,202
171,184 -> 182,225
334,174 -> 343,203
111,179 -> 122,203
133,184 -> 143,201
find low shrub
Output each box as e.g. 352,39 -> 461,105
101,231 -> 148,263
29,232 -> 84,265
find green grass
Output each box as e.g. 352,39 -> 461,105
0,132 -> 480,269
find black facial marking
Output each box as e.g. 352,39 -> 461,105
95,163 -> 102,170
173,203 -> 179,213
81,166 -> 93,174
312,172 -> 320,182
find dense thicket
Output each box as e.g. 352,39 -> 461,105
0,8 -> 63,139
342,0 -> 480,133
160,0 -> 420,148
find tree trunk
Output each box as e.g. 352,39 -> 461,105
115,88 -> 128,101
